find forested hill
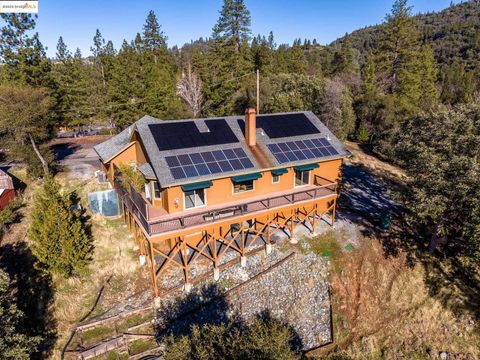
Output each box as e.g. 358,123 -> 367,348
332,0 -> 480,70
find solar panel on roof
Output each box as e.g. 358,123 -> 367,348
149,119 -> 238,151
267,137 -> 339,164
237,113 -> 320,139
166,147 -> 255,180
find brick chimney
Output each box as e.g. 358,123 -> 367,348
245,108 -> 257,146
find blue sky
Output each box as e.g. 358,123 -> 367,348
33,0 -> 453,58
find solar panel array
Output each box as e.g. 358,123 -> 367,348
267,137 -> 339,164
149,119 -> 238,151
165,148 -> 255,180
238,113 -> 320,139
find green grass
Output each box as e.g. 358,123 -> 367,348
217,276 -> 235,292
91,350 -> 129,360
128,323 -> 156,335
116,311 -> 153,333
128,338 -> 158,355
81,325 -> 116,347
308,230 -> 343,260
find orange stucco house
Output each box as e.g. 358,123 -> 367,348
94,109 -> 349,298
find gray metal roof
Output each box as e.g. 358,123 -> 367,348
93,124 -> 134,163
138,162 -> 156,179
94,111 -> 349,188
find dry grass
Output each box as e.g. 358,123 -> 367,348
345,141 -> 407,180
312,239 -> 480,359
51,175 -> 147,357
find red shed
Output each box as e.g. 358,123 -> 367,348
0,170 -> 16,211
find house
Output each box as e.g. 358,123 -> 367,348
0,169 -> 16,211
94,109 -> 349,299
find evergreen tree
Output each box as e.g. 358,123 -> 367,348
333,35 -> 356,74
0,14 -> 36,83
0,269 -> 39,359
397,103 -> 480,270
29,177 -> 92,277
418,43 -> 439,108
286,42 -> 307,74
90,29 -> 106,87
267,31 -> 276,50
142,10 -> 167,64
376,0 -> 422,110
55,36 -> 71,63
213,0 -> 251,52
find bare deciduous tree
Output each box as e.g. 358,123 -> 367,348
177,64 -> 203,117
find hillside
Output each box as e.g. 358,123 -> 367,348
332,0 -> 480,70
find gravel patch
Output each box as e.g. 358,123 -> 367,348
156,248 -> 331,351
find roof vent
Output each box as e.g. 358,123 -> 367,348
195,120 -> 211,133
326,134 -> 331,141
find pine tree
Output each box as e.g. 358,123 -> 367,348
0,269 -> 39,359
56,36 -> 71,63
29,177 -> 92,277
376,0 -> 422,109
0,14 -> 36,83
213,0 -> 251,52
91,29 -> 106,87
333,35 -> 356,74
142,10 -> 167,64
356,120 -> 370,143
287,42 -> 307,74
418,44 -> 439,108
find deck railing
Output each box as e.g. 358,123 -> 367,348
112,164 -> 338,236
148,181 -> 338,235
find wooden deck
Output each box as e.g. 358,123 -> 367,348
115,177 -> 337,237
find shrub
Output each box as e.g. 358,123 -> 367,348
28,176 -> 92,277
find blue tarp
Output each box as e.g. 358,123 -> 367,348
88,189 -> 120,217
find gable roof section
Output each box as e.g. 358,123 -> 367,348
94,124 -> 134,163
94,111 -> 349,188
0,169 -> 13,190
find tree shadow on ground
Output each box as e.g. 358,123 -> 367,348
345,163 -> 480,326
0,241 -> 57,359
341,162 -> 480,324
51,143 -> 81,162
338,162 -> 405,240
155,282 -> 303,356
381,213 -> 480,324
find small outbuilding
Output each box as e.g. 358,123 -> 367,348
0,169 -> 16,211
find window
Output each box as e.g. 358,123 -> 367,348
295,170 -> 310,187
272,174 -> 280,183
233,179 -> 254,193
153,181 -> 161,199
184,188 -> 206,209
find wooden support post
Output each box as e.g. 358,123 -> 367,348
289,209 -> 294,238
241,224 -> 245,257
312,203 -> 317,234
267,215 -> 271,244
140,233 -> 146,256
148,240 -> 159,298
181,236 -> 189,289
212,228 -> 218,268
133,222 -> 138,245
331,198 -> 337,227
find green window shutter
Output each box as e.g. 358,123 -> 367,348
231,172 -> 263,183
294,163 -> 319,171
271,168 -> 288,176
181,180 -> 213,192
